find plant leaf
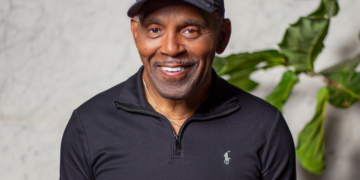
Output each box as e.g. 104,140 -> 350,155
296,86 -> 329,174
320,54 -> 360,108
265,70 -> 299,111
216,50 -> 286,75
213,50 -> 287,91
213,56 -> 228,72
320,54 -> 360,76
228,78 -> 259,92
226,66 -> 259,91
213,50 -> 286,91
308,0 -> 339,18
278,17 -> 329,72
325,71 -> 360,108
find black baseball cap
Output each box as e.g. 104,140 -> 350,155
127,0 -> 225,17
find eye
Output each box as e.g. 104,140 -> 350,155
147,27 -> 163,38
184,29 -> 197,34
182,28 -> 200,38
149,28 -> 161,33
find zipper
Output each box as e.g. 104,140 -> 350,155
114,101 -> 240,157
114,101 -> 181,151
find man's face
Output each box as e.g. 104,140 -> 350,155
131,0 -> 230,100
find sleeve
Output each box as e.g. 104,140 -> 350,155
261,110 -> 297,180
60,110 -> 93,180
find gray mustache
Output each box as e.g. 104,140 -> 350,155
153,59 -> 198,66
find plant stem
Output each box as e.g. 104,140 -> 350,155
305,72 -> 338,85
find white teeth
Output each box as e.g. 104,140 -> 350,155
161,66 -> 185,72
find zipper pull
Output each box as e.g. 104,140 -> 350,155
173,135 -> 182,157
172,132 -> 182,149
175,137 -> 181,150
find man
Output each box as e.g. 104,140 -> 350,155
60,0 -> 296,179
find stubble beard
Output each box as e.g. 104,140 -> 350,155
147,59 -> 201,101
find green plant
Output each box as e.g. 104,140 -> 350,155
213,0 -> 360,174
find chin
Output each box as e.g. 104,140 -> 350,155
156,84 -> 194,101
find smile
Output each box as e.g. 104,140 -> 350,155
161,66 -> 185,72
158,65 -> 192,77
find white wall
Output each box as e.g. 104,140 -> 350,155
0,0 -> 359,179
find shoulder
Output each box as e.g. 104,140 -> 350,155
76,81 -> 125,114
216,77 -> 285,143
69,80 -> 128,130
218,77 -> 279,121
219,78 -> 296,174
64,80 -> 128,142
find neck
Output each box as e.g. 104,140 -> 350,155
142,73 -> 211,127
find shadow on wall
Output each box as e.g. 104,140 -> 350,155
297,102 -> 360,180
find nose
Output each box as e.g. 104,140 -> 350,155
159,32 -> 186,57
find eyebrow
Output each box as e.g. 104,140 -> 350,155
144,17 -> 162,24
183,19 -> 208,28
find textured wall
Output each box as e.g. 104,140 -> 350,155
0,0 -> 359,179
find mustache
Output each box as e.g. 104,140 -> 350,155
153,59 -> 198,66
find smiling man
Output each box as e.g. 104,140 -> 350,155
60,0 -> 296,179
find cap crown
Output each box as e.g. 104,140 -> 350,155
128,0 -> 224,17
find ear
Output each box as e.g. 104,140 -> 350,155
130,17 -> 138,44
216,18 -> 231,54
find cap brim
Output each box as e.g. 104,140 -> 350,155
127,1 -> 147,17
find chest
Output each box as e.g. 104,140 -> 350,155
87,115 -> 265,180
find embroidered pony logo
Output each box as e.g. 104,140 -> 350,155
224,150 -> 231,165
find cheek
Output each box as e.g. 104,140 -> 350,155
136,34 -> 161,63
187,37 -> 216,67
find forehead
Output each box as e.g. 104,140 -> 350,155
139,0 -> 212,25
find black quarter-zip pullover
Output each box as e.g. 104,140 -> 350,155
60,66 -> 296,180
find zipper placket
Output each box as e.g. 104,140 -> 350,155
114,101 -> 181,155
114,101 -> 181,157
114,101 -> 240,158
